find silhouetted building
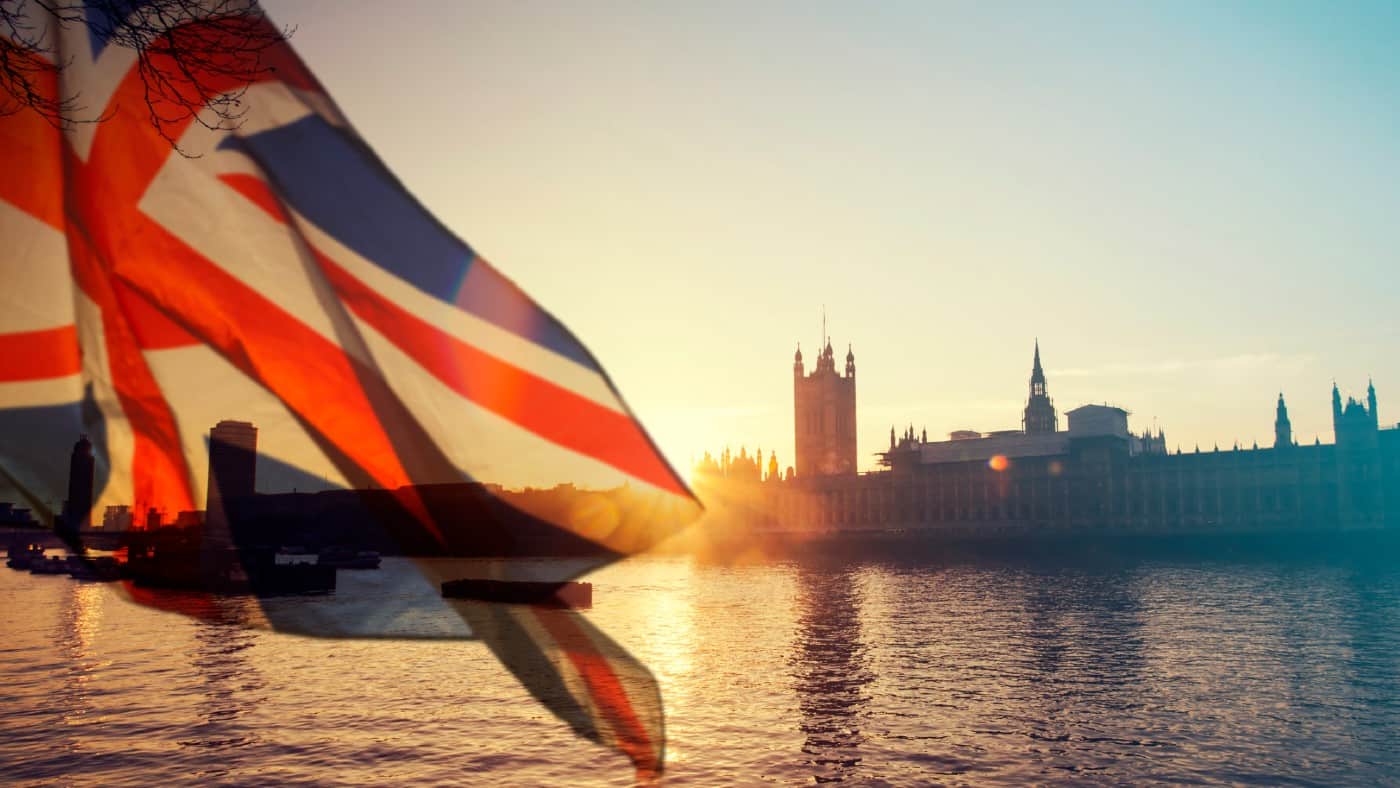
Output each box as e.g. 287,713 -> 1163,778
1022,340 -> 1058,434
206,420 -> 257,536
695,446 -> 770,484
771,379 -> 1400,534
703,341 -> 1398,535
101,505 -> 132,531
1133,427 -> 1168,456
1333,380 -> 1379,449
63,434 -> 95,532
1275,393 -> 1293,449
697,327 -> 1400,539
0,503 -> 36,526
794,336 -> 857,477
1332,381 -> 1387,524
886,424 -> 930,459
878,344 -> 1156,470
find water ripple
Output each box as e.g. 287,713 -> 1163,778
3,556 -> 1400,784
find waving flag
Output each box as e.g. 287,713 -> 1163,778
0,1 -> 698,777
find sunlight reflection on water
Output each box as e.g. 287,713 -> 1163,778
3,554 -> 1400,785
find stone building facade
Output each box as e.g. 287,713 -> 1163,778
793,338 -> 857,477
707,341 -> 1399,535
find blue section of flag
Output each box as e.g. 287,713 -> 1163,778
83,1 -> 148,59
225,116 -> 599,371
222,118 -> 473,306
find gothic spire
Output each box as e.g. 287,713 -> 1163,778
1023,338 -> 1056,434
1368,377 -> 1378,427
1028,339 -> 1047,390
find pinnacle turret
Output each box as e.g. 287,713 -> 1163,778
794,311 -> 858,476
1368,378 -> 1379,428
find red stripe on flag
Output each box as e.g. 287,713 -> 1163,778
320,253 -> 689,497
113,280 -> 200,351
0,325 -> 82,382
68,18 -> 324,215
531,609 -> 662,779
0,36 -> 197,518
110,222 -> 420,493
217,170 -> 689,497
66,222 -> 197,516
59,22 -> 413,522
0,45 -> 63,231
100,213 -> 446,542
218,173 -> 288,222
49,29 -> 292,517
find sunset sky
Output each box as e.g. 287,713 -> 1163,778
264,0 -> 1399,475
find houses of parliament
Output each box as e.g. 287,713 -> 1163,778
694,337 -> 1400,534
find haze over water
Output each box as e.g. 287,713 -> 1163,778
4,550 -> 1399,785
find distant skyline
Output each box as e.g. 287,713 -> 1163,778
262,1 -> 1399,474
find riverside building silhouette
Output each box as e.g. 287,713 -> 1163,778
702,340 -> 1399,533
206,420 -> 258,537
62,434 -> 95,533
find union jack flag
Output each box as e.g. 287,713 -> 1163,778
0,0 -> 698,777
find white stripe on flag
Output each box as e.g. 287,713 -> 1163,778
74,290 -> 135,515
293,210 -> 627,414
0,203 -> 73,334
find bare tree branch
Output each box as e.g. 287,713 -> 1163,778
1,0 -> 76,124
1,0 -> 291,153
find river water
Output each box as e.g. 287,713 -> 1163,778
3,551 -> 1400,786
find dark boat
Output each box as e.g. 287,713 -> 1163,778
125,527 -> 335,596
5,543 -> 46,570
317,546 -> 382,570
29,555 -> 72,575
441,578 -> 592,609
126,548 -> 336,595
